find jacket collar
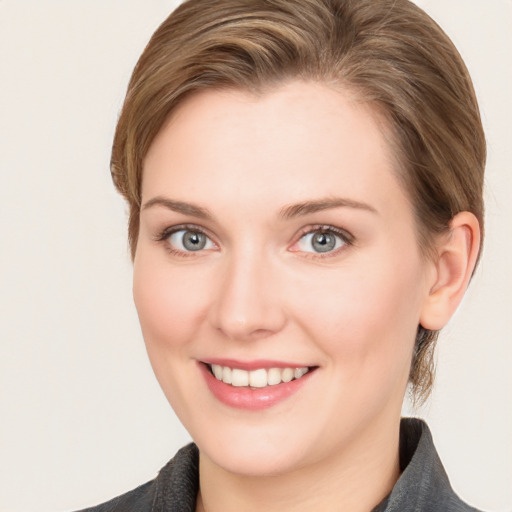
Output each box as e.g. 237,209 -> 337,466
154,418 -> 477,512
373,418 -> 478,512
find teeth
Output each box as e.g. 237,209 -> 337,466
281,368 -> 294,383
212,364 -> 223,380
295,367 -> 308,379
267,367 -> 282,386
231,368 -> 249,387
222,366 -> 232,384
249,368 -> 268,388
210,364 -> 310,388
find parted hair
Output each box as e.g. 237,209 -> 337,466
111,0 -> 486,402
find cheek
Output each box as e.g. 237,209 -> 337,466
291,254 -> 424,377
132,253 -> 209,349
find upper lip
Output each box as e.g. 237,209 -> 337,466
200,358 -> 313,371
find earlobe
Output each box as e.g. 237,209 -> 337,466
420,212 -> 481,331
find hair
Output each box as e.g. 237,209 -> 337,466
110,0 -> 486,403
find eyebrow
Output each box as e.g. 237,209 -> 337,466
141,196 -> 377,220
142,197 -> 213,219
279,197 -> 378,219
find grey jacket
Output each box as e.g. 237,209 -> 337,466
78,418 -> 483,512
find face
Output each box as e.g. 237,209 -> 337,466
134,81 -> 435,477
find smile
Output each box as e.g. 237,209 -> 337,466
209,364 -> 310,388
200,361 -> 316,410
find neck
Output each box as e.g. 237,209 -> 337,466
196,417 -> 401,512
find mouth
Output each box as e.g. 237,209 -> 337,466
199,360 -> 317,410
207,363 -> 313,388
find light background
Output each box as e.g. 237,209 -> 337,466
0,1 -> 510,511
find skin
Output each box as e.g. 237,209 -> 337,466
133,81 -> 479,512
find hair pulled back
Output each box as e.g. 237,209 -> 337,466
111,0 -> 486,402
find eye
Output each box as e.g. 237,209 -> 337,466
295,228 -> 349,254
167,229 -> 215,252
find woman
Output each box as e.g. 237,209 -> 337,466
82,0 -> 485,510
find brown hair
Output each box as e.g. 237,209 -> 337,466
111,0 -> 486,402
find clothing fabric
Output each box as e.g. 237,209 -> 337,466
77,418 -> 482,512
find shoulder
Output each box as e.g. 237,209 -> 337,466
76,480 -> 156,512
382,418 -> 485,512
75,443 -> 199,512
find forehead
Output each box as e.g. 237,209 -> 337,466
142,81 -> 406,216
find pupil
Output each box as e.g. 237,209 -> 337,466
312,232 -> 335,253
183,231 -> 206,251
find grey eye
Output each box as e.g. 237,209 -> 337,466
311,232 -> 337,252
169,229 -> 213,252
297,230 -> 345,253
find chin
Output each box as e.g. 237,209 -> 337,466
200,436 -> 311,477
188,409 -> 335,478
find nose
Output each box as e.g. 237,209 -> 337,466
208,250 -> 287,342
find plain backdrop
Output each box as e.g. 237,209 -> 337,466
0,1 -> 511,511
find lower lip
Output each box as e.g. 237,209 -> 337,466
199,363 -> 314,410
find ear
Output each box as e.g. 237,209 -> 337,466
420,212 -> 481,331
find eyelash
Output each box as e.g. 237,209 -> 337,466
154,223 -> 354,258
154,224 -> 216,258
292,225 -> 354,258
